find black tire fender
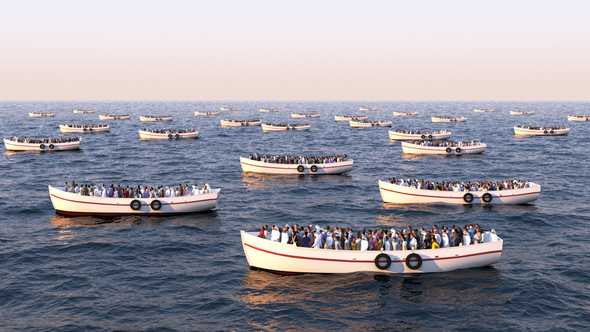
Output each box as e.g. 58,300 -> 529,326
375,253 -> 392,270
83,128 -> 88,132
405,253 -> 422,270
428,134 -> 433,140
297,165 -> 304,173
421,134 -> 426,139
455,147 -> 462,153
168,134 -> 173,139
463,192 -> 474,203
482,192 -> 493,203
310,165 -> 318,172
49,144 -> 55,149
550,130 -> 555,135
130,199 -> 142,210
544,130 -> 548,134
446,147 -> 452,153
40,144 -> 45,149
175,134 -> 179,139
150,200 -> 162,210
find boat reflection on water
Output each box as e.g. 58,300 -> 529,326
241,172 -> 352,190
5,149 -> 83,156
238,267 -> 503,329
48,210 -> 221,228
401,153 -> 482,161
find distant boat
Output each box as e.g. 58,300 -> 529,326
260,108 -> 279,112
220,107 -> 238,111
334,115 -> 368,121
401,141 -> 486,155
139,115 -> 173,122
567,115 -> 590,122
388,129 -> 451,141
240,157 -> 353,175
4,138 -> 82,151
359,107 -> 378,111
138,129 -> 199,139
29,112 -> 55,117
99,114 -> 130,120
60,124 -> 110,133
73,110 -> 95,114
261,123 -> 311,131
431,116 -> 467,123
474,109 -> 494,113
291,113 -> 319,118
220,119 -> 262,127
195,111 -> 219,116
349,120 -> 392,128
510,111 -> 534,115
513,126 -> 569,136
393,112 -> 419,116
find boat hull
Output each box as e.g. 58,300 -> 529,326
221,120 -> 261,127
567,116 -> 590,122
48,186 -> 220,216
388,131 -> 451,140
401,142 -> 486,154
378,180 -> 541,205
138,130 -> 199,139
73,110 -> 95,113
99,115 -> 130,120
393,112 -> 419,116
510,111 -> 534,115
431,117 -> 467,122
261,124 -> 310,131
334,116 -> 368,121
4,139 -> 82,151
59,125 -> 110,133
194,111 -> 219,116
350,121 -> 392,128
240,157 -> 353,175
291,113 -> 319,118
29,113 -> 55,117
241,231 -> 503,274
513,127 -> 570,136
139,116 -> 173,122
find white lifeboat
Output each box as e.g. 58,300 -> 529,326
513,126 -> 570,136
73,110 -> 95,114
220,119 -> 262,127
474,109 -> 494,112
359,107 -> 378,111
567,115 -> 590,122
510,111 -> 535,115
59,124 -> 110,133
220,107 -> 238,111
4,138 -> 82,151
393,111 -> 419,116
195,111 -> 219,116
401,141 -> 486,155
388,129 -> 451,141
431,116 -> 467,122
99,114 -> 130,120
334,115 -> 368,121
29,112 -> 56,117
138,129 -> 199,139
139,115 -> 173,122
291,113 -> 320,118
261,123 -> 311,131
349,120 -> 392,128
260,108 -> 279,112
240,157 -> 353,175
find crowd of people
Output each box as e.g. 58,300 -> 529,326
140,128 -> 197,133
408,140 -> 482,147
385,177 -> 535,191
223,119 -> 260,123
257,224 -> 501,250
196,111 -> 219,115
351,120 -> 390,124
263,123 -> 309,127
100,114 -> 129,118
30,112 -> 55,116
516,125 -> 566,130
9,137 -> 80,144
63,181 -> 212,198
292,113 -> 319,117
62,124 -> 108,128
248,154 -> 348,164
141,115 -> 172,118
391,129 -> 448,135
432,116 -> 466,120
336,115 -> 363,118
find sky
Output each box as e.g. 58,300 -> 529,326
0,0 -> 589,100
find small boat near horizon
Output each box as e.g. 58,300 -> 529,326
567,115 -> 590,122
195,111 -> 219,116
73,110 -> 95,114
240,157 -> 353,175
29,112 -> 56,117
60,124 -> 110,133
388,129 -> 451,141
4,138 -> 82,151
393,111 -> 419,116
474,109 -> 494,113
260,108 -> 279,112
334,115 -> 368,121
221,119 -> 262,127
139,115 -> 173,122
138,129 -> 199,139
292,113 -> 320,118
378,180 -> 541,205
401,141 -> 486,155
261,123 -> 310,131
359,107 -> 378,111
220,107 -> 238,111
431,116 -> 467,123
349,120 -> 392,128
241,231 -> 503,274
510,111 -> 535,115
99,114 -> 130,120
48,185 -> 220,217
513,126 -> 570,136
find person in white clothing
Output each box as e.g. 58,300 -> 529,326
463,232 -> 471,246
360,236 -> 369,251
442,232 -> 450,248
280,228 -> 289,244
192,184 -> 199,195
325,232 -> 334,249
489,229 -> 500,242
165,187 -> 171,197
384,236 -> 391,250
101,188 -> 107,197
271,226 -> 281,242
203,182 -> 211,193
313,231 -> 323,249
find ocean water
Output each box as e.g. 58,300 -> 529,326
0,100 -> 589,331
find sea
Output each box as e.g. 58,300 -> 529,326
0,100 -> 589,331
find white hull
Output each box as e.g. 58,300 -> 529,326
510,111 -> 534,115
474,109 -> 494,113
261,124 -> 310,131
48,186 -> 220,217
359,107 -> 378,111
393,112 -> 419,116
291,113 -> 319,118
99,115 -> 130,120
73,110 -> 95,114
388,131 -> 451,140
513,127 -> 570,136
241,231 -> 503,274
4,139 -> 82,151
401,142 -> 486,154
139,116 -> 173,122
350,121 -> 392,128
29,113 -> 55,117
194,111 -> 219,116
221,120 -> 262,127
59,125 -> 110,133
240,157 -> 353,175
138,130 -> 199,139
334,115 -> 368,121
220,107 -> 238,111
378,180 -> 541,205
431,117 -> 467,122
567,116 -> 590,122
260,108 -> 279,112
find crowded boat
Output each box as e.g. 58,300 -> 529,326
220,119 -> 262,127
401,140 -> 486,155
194,111 -> 219,116
349,120 -> 392,128
138,128 -> 199,139
359,107 -> 378,111
431,116 -> 467,122
292,113 -> 320,118
474,109 -> 494,112
388,129 -> 451,140
139,115 -> 173,122
378,177 -> 541,205
260,108 -> 279,112
73,110 -> 95,113
567,115 -> 590,122
334,115 -> 368,121
48,182 -> 221,216
220,107 -> 238,111
513,125 -> 570,136
59,124 -> 110,133
261,123 -> 311,131
393,111 -> 419,116
29,112 -> 56,117
510,111 -> 535,115
241,154 -> 353,174
99,114 -> 130,120
241,223 -> 503,274
5,136 -> 82,151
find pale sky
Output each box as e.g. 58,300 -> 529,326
1,0 -> 589,100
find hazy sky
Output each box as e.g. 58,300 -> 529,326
1,0 -> 588,100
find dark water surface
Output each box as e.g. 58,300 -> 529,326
1,100 -> 589,331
